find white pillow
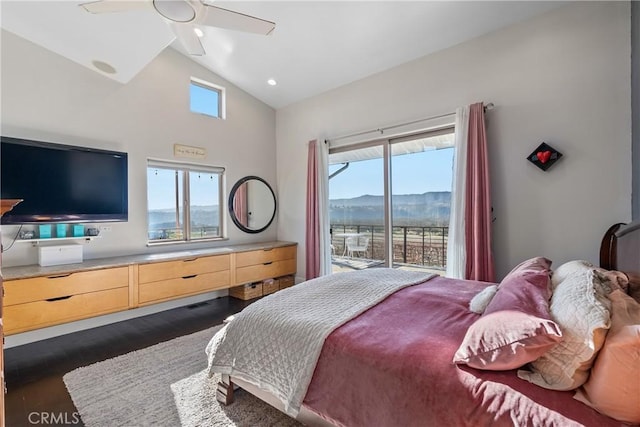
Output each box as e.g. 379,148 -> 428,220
468,285 -> 498,314
518,269 -> 612,390
552,260 -> 629,293
551,260 -> 593,289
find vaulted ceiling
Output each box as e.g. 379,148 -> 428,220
1,1 -> 565,109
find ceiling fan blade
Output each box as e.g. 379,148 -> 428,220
80,0 -> 149,14
171,23 -> 205,56
200,5 -> 275,35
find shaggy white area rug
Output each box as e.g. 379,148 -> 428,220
63,325 -> 300,426
171,369 -> 300,427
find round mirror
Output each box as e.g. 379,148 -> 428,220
229,176 -> 276,234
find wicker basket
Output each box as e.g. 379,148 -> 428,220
278,275 -> 295,290
229,282 -> 263,300
262,278 -> 279,295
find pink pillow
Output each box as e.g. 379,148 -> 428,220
574,290 -> 640,423
454,257 -> 562,370
484,256 -> 554,318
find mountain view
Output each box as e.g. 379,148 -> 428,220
148,205 -> 220,231
148,191 -> 451,230
330,191 -> 451,226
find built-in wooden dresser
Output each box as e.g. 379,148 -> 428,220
1,241 -> 297,336
4,267 -> 130,335
229,245 -> 297,299
137,254 -> 231,306
235,245 -> 297,285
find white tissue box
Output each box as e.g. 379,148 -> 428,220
38,244 -> 83,266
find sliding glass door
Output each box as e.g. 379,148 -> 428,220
329,128 -> 454,274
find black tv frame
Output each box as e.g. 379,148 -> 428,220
1,136 -> 129,224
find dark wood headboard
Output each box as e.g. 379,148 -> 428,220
600,221 -> 640,285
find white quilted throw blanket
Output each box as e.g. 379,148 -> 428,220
206,268 -> 434,417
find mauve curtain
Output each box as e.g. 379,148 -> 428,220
446,103 -> 494,282
305,139 -> 331,280
465,102 -> 495,282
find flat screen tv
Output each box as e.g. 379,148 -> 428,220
1,136 -> 128,224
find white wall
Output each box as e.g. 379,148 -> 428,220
276,2 -> 632,280
1,30 -> 277,267
247,179 -> 275,229
633,1 -> 639,220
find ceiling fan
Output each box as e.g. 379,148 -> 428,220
79,0 -> 276,56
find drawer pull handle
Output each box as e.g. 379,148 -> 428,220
263,261 -> 273,266
47,273 -> 72,279
263,248 -> 274,252
46,295 -> 72,302
183,258 -> 198,262
182,274 -> 197,279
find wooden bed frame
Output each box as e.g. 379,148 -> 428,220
600,221 -> 640,286
216,220 -> 640,426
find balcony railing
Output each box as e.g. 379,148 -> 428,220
148,226 -> 220,241
330,224 -> 448,269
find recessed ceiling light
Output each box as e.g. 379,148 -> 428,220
194,28 -> 204,38
92,60 -> 116,75
267,79 -> 277,86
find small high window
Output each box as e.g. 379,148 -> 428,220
190,77 -> 225,119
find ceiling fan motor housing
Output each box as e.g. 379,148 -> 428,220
152,0 -> 203,23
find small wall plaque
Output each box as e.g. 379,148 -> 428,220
527,142 -> 563,171
174,144 -> 206,159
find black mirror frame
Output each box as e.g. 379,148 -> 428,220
228,176 -> 276,234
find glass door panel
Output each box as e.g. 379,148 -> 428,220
329,144 -> 385,272
390,132 -> 454,273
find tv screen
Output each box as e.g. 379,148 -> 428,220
1,136 -> 128,224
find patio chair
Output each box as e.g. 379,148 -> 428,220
345,235 -> 369,258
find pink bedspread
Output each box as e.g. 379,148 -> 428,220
302,276 -> 625,427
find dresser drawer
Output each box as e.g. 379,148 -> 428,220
138,254 -> 230,284
236,258 -> 296,285
4,267 -> 129,306
4,286 -> 129,335
235,246 -> 296,268
138,270 -> 230,305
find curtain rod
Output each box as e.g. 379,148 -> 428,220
326,102 -> 494,144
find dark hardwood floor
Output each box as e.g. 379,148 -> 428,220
4,296 -> 251,426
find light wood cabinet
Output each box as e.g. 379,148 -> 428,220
235,246 -> 297,285
137,254 -> 231,305
1,242 -> 296,335
3,267 -> 130,335
4,288 -> 129,335
138,255 -> 229,284
4,267 -> 129,306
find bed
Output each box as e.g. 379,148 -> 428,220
206,222 -> 640,426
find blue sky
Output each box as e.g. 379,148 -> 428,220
190,83 -> 219,117
147,168 -> 219,210
329,147 -> 454,200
